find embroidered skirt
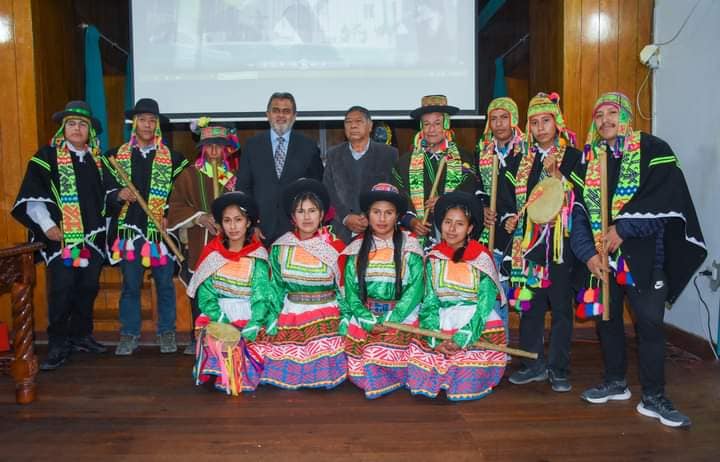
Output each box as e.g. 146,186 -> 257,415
345,300 -> 419,399
406,309 -> 507,401
260,295 -> 346,390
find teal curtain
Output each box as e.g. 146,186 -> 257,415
84,26 -> 109,150
492,57 -> 508,98
124,54 -> 134,142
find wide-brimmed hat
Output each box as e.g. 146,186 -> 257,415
359,183 -> 408,217
125,98 -> 170,125
196,125 -> 234,149
211,191 -> 259,225
51,100 -> 103,135
410,94 -> 459,120
282,178 -> 330,217
433,191 -> 483,239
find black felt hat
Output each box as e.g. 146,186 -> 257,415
409,94 -> 459,120
359,183 -> 408,217
433,191 -> 484,239
125,98 -> 170,125
211,191 -> 259,225
52,100 -> 103,135
282,178 -> 330,217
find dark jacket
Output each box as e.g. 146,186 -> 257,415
323,140 -> 398,242
236,129 -> 323,244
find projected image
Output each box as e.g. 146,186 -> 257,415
132,0 -> 476,115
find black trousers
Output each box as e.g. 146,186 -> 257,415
519,259 -> 574,375
46,252 -> 103,348
599,269 -> 667,396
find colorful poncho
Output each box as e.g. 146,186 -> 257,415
12,127 -> 106,265
507,93 -> 582,310
477,97 -> 526,247
575,92 -> 706,307
102,118 -> 189,267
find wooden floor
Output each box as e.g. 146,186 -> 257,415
1,337 -> 718,462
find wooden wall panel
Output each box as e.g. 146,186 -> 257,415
529,0 -> 564,99
560,0 -> 653,143
0,0 -> 44,328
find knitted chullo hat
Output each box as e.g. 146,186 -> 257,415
583,92 -> 634,161
481,97 -> 522,144
526,92 -> 576,147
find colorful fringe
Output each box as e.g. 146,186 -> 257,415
406,318 -> 507,401
193,328 -> 264,395
260,304 -> 347,390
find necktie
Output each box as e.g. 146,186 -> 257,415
274,136 -> 286,177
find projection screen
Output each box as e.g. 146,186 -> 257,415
131,0 -> 478,119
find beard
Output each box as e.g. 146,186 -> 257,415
270,120 -> 294,136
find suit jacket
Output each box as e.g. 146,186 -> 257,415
323,140 -> 398,243
236,129 -> 323,244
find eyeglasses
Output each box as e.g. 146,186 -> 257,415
270,107 -> 294,115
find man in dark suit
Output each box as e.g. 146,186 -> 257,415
236,92 -> 323,244
323,106 -> 398,243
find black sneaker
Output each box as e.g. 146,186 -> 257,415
548,369 -> 572,392
508,365 -> 548,385
637,394 -> 691,428
40,346 -> 70,371
71,335 -> 108,354
580,380 -> 632,404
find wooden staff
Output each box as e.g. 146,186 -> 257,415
599,149 -> 610,321
383,321 -> 538,360
107,156 -> 185,263
210,158 -> 221,199
487,155 -> 499,251
421,157 -> 448,225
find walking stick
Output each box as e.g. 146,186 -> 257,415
383,321 -> 538,360
421,157 -> 448,226
487,155 -> 499,251
210,158 -> 221,199
599,149 -> 610,321
107,155 -> 185,263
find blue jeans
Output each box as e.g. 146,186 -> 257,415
119,257 -> 176,336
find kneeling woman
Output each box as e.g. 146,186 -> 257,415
407,192 -> 507,400
262,178 -> 347,389
342,183 -> 424,399
186,192 -> 272,395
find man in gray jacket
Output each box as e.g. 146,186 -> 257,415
323,106 -> 398,243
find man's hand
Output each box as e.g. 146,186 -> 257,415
345,214 -> 368,234
196,213 -> 218,235
409,217 -> 432,237
484,208 -> 497,229
45,226 -> 62,242
604,225 -> 623,254
118,188 -> 137,203
424,196 -> 439,215
504,215 -> 519,234
586,254 -> 607,280
543,153 -> 562,179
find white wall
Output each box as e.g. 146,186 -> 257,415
653,0 -> 719,350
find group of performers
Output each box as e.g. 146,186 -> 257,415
12,90 -> 706,429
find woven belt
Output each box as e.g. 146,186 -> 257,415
287,291 -> 336,305
366,298 -> 396,316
